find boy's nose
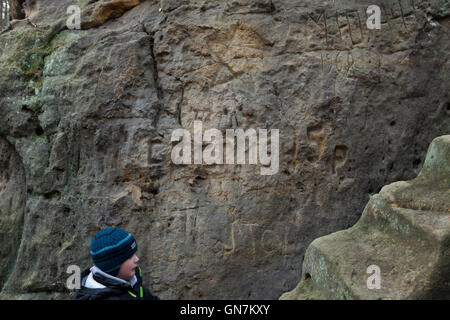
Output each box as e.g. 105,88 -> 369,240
135,255 -> 139,263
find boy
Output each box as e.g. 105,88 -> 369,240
75,227 -> 159,300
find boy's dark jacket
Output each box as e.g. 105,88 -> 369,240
75,266 -> 159,300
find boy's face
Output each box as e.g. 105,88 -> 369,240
117,254 -> 139,281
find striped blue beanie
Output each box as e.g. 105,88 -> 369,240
90,228 -> 138,276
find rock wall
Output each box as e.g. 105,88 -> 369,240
0,0 -> 449,299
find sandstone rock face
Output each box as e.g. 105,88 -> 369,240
0,1 -> 449,299
280,135 -> 450,300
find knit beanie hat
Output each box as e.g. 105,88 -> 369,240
90,228 -> 138,276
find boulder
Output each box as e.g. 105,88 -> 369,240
281,135 -> 450,299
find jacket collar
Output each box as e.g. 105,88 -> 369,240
88,266 -> 137,288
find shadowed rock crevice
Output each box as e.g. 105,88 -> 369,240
141,22 -> 164,129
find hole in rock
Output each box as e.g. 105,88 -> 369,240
35,125 -> 44,136
389,162 -> 394,171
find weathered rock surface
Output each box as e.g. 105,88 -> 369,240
280,135 -> 450,299
8,0 -> 26,20
0,0 -> 449,299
